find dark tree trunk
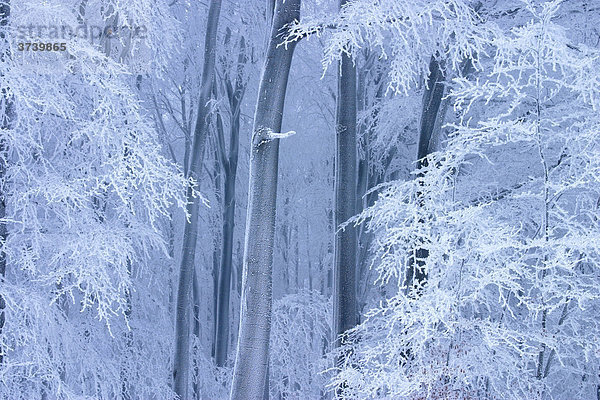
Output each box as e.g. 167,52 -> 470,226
173,0 -> 222,397
229,0 -> 300,398
193,265 -> 204,399
214,163 -> 236,366
333,0 -> 358,347
214,36 -> 245,367
409,56 -> 446,290
417,57 -> 446,167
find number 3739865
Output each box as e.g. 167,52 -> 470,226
17,43 -> 67,51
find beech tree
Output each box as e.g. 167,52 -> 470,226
230,0 -> 301,397
335,2 -> 600,398
0,1 -> 188,398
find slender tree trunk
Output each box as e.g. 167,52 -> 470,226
294,224 -> 299,289
333,0 -> 358,347
214,63 -> 243,366
121,262 -> 134,400
173,0 -> 222,397
214,167 -> 235,366
416,57 -> 446,166
229,0 -> 300,398
409,56 -> 474,294
408,56 -> 446,290
213,34 -> 246,368
192,267 -> 202,399
211,157 -> 221,359
326,209 -> 333,298
266,0 -> 276,24
410,56 -> 473,291
0,0 -> 11,367
120,76 -> 145,400
355,53 -> 377,214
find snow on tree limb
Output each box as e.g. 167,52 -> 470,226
252,126 -> 297,148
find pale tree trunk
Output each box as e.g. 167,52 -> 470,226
229,0 -> 300,398
173,0 -> 222,397
333,0 -> 358,347
213,35 -> 246,367
0,0 -> 11,367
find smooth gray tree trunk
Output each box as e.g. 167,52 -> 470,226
0,0 -> 11,367
214,37 -> 245,367
173,0 -> 222,398
333,0 -> 358,347
229,0 -> 300,398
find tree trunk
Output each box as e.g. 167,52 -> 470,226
356,66 -> 385,319
416,57 -> 446,167
333,0 -> 358,347
408,56 -> 446,290
211,158 -> 221,359
213,47 -> 244,365
229,0 -> 300,398
173,0 -> 222,397
214,166 -> 235,366
0,0 -> 12,367
192,266 -> 202,399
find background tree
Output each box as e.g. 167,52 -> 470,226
213,29 -> 249,368
172,0 -> 222,397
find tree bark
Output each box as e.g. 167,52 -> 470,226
333,0 -> 358,347
173,0 -> 222,397
229,0 -> 300,398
